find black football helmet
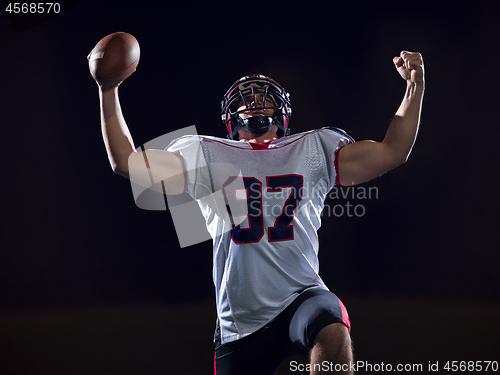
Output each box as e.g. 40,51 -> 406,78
221,74 -> 292,140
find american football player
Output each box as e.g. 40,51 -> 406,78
95,50 -> 424,375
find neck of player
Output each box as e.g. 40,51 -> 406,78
238,125 -> 278,143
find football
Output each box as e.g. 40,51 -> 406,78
88,32 -> 140,85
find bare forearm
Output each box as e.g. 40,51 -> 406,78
97,86 -> 186,194
382,81 -> 424,162
99,86 -> 136,176
337,51 -> 425,186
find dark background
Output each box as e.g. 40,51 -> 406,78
0,1 -> 499,374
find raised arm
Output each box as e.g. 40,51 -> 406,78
98,84 -> 185,195
337,51 -> 425,186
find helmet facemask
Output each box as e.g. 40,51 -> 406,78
221,75 -> 291,140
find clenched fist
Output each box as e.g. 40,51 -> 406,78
393,51 -> 424,85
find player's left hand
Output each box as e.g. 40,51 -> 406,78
393,51 -> 424,85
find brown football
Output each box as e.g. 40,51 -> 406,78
88,32 -> 140,85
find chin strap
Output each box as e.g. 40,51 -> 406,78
242,116 -> 274,133
228,114 -> 269,140
227,122 -> 242,140
277,122 -> 291,137
228,114 -> 290,140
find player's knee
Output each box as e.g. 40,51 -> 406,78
313,322 -> 352,358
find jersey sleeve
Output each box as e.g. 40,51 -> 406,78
316,127 -> 355,188
165,135 -> 212,199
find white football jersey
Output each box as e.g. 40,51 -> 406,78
166,127 -> 354,344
